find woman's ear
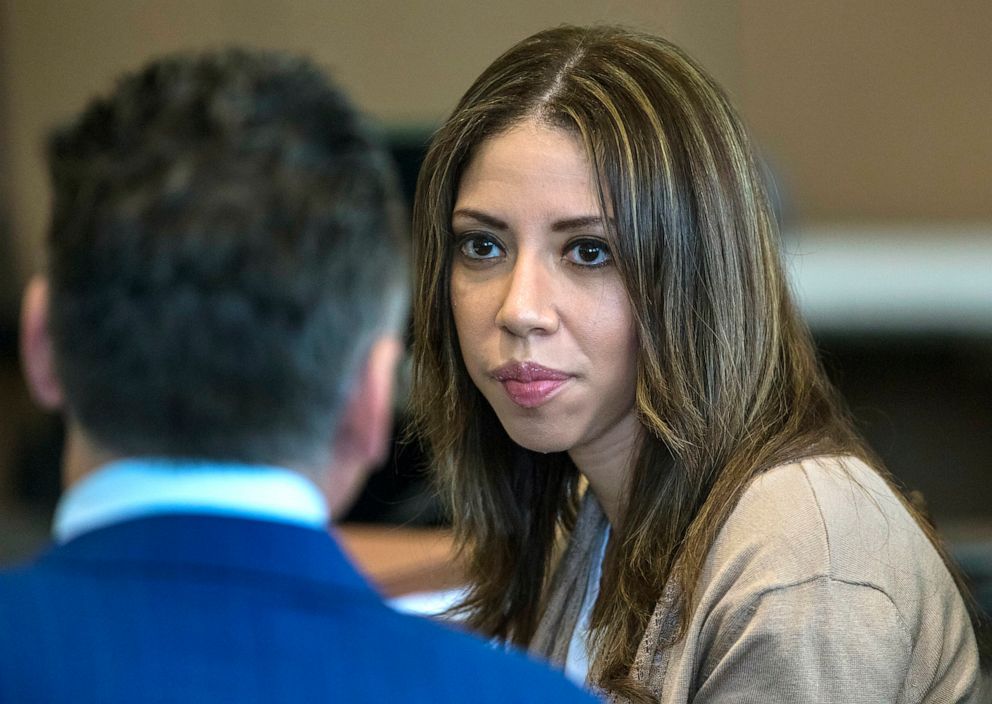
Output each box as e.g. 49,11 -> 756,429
20,276 -> 64,410
325,335 -> 403,518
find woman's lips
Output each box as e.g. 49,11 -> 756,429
491,362 -> 572,409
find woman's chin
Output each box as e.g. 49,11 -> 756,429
503,427 -> 573,455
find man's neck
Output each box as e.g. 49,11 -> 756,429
61,423 -> 120,490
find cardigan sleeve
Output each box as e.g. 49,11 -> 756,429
693,575 -> 922,704
676,458 -> 981,704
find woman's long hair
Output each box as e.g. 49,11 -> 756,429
410,25 -> 975,701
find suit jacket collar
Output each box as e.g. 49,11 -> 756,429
39,513 -> 374,597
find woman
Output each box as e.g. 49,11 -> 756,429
410,26 -> 982,703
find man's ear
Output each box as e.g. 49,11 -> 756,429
20,275 -> 64,410
325,335 -> 403,519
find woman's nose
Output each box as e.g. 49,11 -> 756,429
495,255 -> 559,337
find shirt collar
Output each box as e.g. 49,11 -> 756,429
53,458 -> 330,544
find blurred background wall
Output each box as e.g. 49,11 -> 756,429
0,1 -> 990,560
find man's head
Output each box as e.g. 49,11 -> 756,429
20,49 -> 407,499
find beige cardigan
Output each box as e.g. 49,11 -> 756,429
529,456 -> 982,703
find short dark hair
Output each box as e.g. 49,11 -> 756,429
46,48 -> 407,468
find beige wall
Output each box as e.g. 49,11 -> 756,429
1,0 -> 990,302
737,1 -> 992,223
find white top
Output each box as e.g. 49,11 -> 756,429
388,586 -> 470,617
53,457 -> 329,543
564,525 -> 610,687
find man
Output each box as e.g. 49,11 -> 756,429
0,49 -> 596,703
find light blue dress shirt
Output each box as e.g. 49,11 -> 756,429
53,458 -> 330,543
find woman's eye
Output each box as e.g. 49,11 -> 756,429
458,236 -> 504,260
564,239 -> 612,267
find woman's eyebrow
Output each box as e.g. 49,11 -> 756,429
451,208 -> 507,230
551,216 -> 608,232
453,210 -> 609,233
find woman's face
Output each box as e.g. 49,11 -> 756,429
450,120 -> 640,458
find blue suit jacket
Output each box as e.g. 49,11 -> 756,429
0,514 -> 596,703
